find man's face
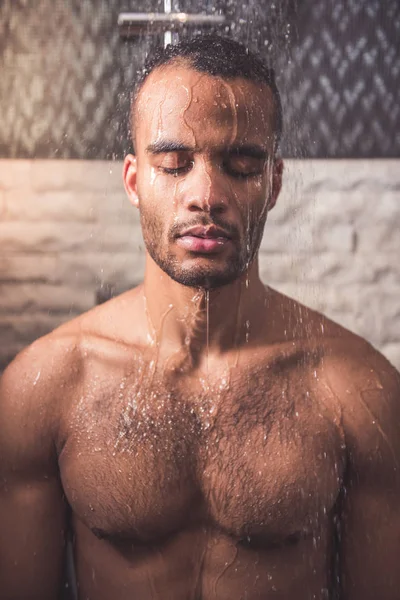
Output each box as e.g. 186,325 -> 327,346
125,62 -> 282,290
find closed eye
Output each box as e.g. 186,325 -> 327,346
161,165 -> 192,177
157,152 -> 194,177
220,145 -> 268,179
224,167 -> 263,179
223,156 -> 265,179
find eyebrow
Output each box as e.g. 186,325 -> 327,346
146,141 -> 194,154
227,144 -> 268,160
145,140 -> 268,160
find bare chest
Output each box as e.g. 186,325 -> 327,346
59,368 -> 344,545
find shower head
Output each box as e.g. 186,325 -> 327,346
118,12 -> 226,39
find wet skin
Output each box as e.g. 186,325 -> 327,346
1,64 -> 400,600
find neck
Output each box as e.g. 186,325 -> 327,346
142,254 -> 268,365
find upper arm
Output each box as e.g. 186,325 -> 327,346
0,344 -> 70,600
339,478 -> 400,600
330,347 -> 400,599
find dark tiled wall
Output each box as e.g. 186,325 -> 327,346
1,0 -> 399,158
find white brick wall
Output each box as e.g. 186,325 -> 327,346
1,159 -> 399,370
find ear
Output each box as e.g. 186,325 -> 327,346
123,154 -> 139,208
267,158 -> 284,211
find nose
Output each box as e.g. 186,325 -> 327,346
180,160 -> 228,215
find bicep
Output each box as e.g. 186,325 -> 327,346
325,347 -> 400,599
0,352 -> 69,600
0,477 -> 68,600
339,484 -> 400,600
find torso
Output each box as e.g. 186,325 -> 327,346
57,325 -> 346,600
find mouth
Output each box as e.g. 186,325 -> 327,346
176,225 -> 232,254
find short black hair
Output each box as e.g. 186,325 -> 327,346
131,34 -> 283,152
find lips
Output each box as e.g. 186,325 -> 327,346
178,225 -> 231,240
176,225 -> 231,254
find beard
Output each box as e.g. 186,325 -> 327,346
140,206 -> 267,290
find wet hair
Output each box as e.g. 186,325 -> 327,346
131,34 -> 283,152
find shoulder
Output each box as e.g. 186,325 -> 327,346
0,286 -> 146,449
320,336 -> 400,482
0,288 -> 134,421
1,326 -> 81,400
1,324 -> 83,431
269,287 -> 400,474
1,310 -> 88,399
321,335 -> 400,427
0,326 -> 85,476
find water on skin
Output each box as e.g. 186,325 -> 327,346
155,76 -> 168,146
78,313 -> 342,596
105,307 -> 248,592
174,74 -> 272,283
220,79 -> 239,145
149,165 -> 159,187
359,387 -> 399,468
205,289 -> 210,380
179,73 -> 207,214
180,75 -> 260,380
112,68 -> 283,594
323,363 -> 399,467
237,84 -> 251,143
144,284 -> 247,586
212,545 -> 239,596
181,76 -> 243,217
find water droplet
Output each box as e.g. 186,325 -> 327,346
33,370 -> 41,385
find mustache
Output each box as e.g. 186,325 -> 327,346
170,216 -> 240,240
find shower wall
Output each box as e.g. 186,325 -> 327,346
1,158 -> 399,372
1,0 -> 399,159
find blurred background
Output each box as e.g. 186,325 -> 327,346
0,0 -> 399,371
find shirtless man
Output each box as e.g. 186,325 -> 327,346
1,34 -> 399,600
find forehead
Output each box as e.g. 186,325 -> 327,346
134,63 -> 276,152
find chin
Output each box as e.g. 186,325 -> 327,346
148,243 -> 250,289
168,261 -> 245,290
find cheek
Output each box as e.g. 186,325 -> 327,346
138,186 -> 175,242
139,165 -> 182,212
237,181 -> 269,220
140,205 -> 166,253
252,176 -> 271,211
137,165 -> 160,201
